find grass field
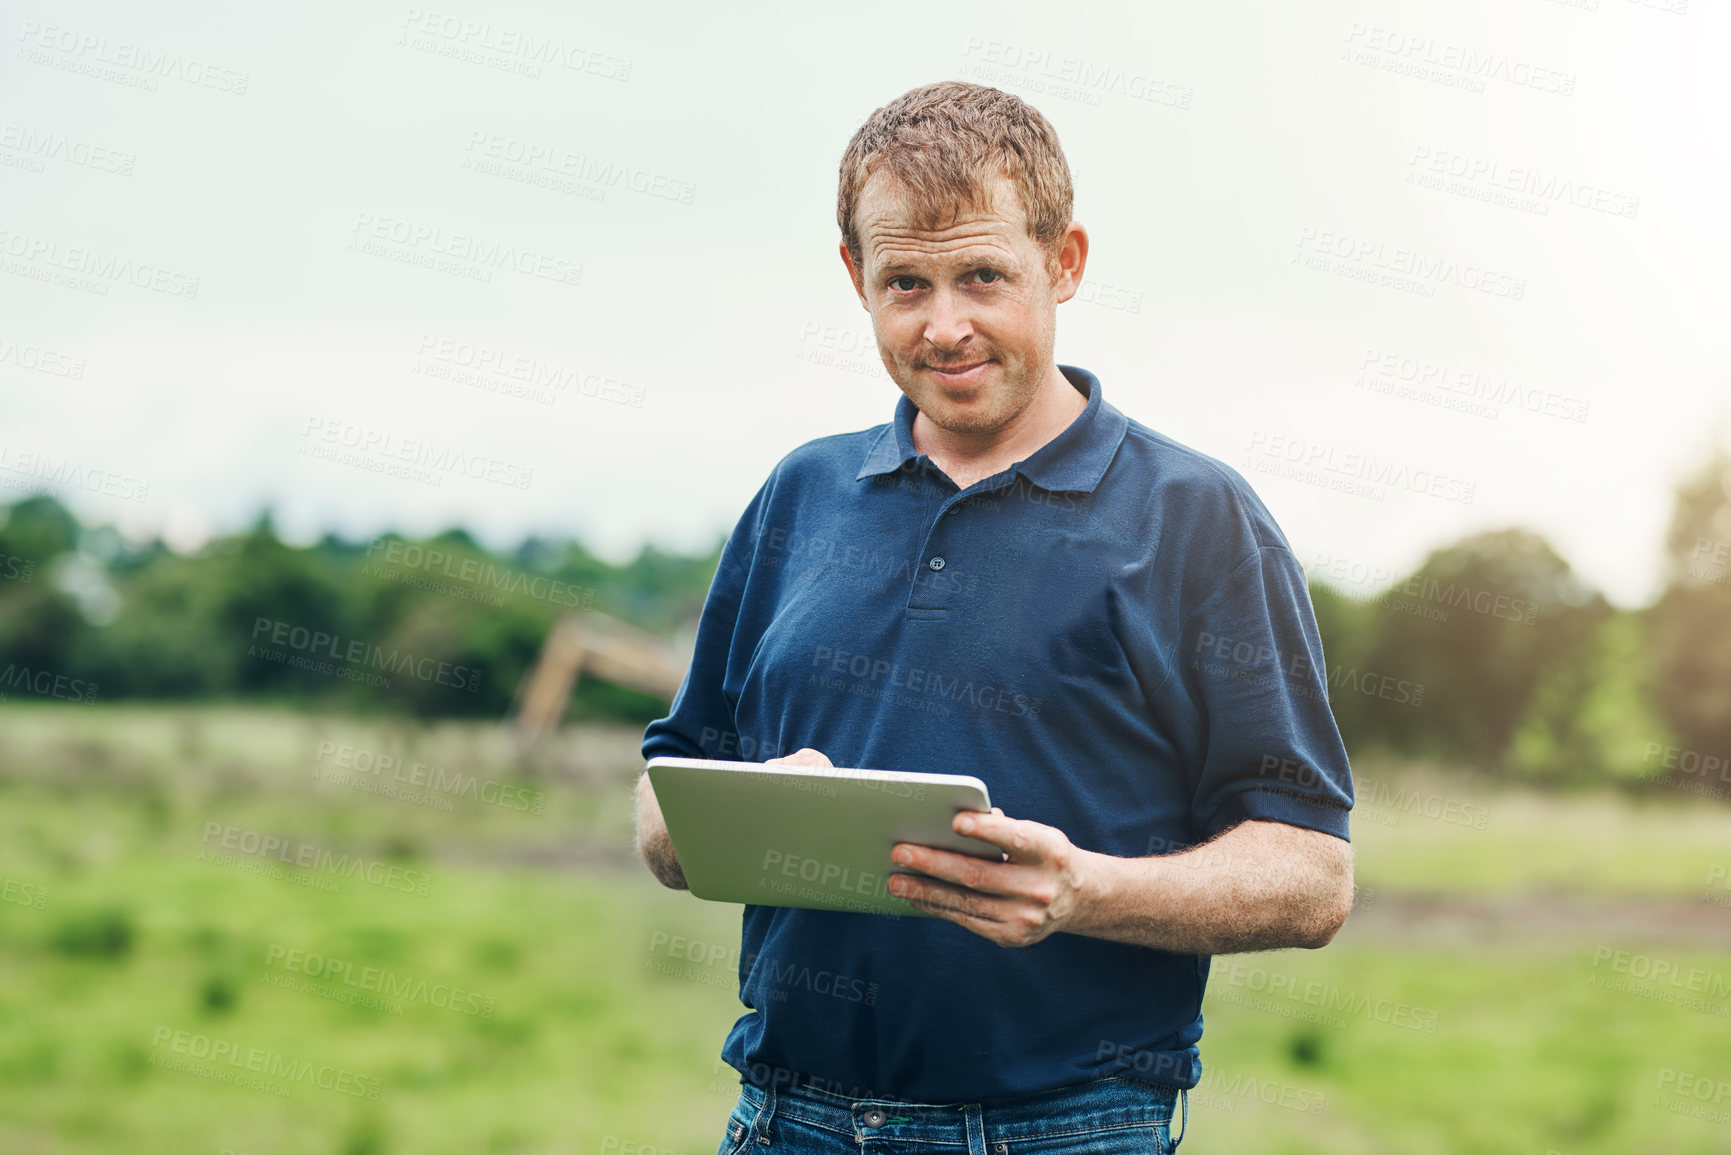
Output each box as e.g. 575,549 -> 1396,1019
1,703 -> 1729,1154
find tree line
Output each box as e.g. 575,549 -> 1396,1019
1,451 -> 1727,787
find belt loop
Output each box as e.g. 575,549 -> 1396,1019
1170,1086 -> 1187,1151
751,1081 -> 778,1144
965,1101 -> 987,1155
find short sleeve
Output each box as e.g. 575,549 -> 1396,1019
1179,545 -> 1354,842
639,476 -> 773,764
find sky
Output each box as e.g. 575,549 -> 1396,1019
2,0 -> 1726,608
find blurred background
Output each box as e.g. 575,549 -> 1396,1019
3,1 -> 1729,1152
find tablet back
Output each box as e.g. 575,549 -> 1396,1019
645,756 -> 997,916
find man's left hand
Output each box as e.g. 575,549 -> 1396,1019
888,809 -> 1094,947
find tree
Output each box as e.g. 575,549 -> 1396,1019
1355,529 -> 1608,771
1649,449 -> 1731,770
0,497 -> 87,680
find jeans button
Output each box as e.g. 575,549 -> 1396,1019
862,1107 -> 888,1127
994,1144 -> 1009,1155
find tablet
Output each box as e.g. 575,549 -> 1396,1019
644,756 -> 999,917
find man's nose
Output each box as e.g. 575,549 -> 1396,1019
922,287 -> 974,351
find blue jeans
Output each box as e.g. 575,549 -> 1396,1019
715,1074 -> 1186,1154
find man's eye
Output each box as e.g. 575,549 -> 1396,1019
974,269 -> 1002,284
889,276 -> 920,292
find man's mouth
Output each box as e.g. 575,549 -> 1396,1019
924,359 -> 993,385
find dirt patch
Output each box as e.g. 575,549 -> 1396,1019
1344,891 -> 1731,948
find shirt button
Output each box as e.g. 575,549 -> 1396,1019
862,1108 -> 888,1127
928,556 -> 946,571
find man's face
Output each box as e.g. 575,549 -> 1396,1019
842,170 -> 1080,438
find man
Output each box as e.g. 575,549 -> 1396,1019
637,81 -> 1354,1153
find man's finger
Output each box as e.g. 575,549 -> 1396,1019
951,811 -> 1050,864
892,842 -> 1042,897
890,873 -> 1008,924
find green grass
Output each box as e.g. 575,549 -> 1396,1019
1,703 -> 1728,1153
1349,765 -> 1731,897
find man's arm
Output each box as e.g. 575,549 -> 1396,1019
1065,818 -> 1354,953
633,771 -> 687,890
887,812 -> 1354,954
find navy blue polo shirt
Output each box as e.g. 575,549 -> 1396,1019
641,364 -> 1353,1102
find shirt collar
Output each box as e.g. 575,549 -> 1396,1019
854,363 -> 1128,493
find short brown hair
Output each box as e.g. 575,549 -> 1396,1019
837,81 -> 1074,282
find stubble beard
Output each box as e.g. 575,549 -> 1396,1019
894,349 -> 1049,438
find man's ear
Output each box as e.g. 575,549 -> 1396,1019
839,242 -> 870,311
1049,220 -> 1090,305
